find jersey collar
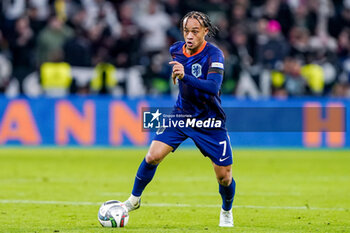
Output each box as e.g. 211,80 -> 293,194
182,41 -> 207,58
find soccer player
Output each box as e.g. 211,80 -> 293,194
124,11 -> 236,227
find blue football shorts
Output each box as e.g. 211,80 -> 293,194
153,126 -> 233,166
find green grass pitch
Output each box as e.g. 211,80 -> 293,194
0,148 -> 349,232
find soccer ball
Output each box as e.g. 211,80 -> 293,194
98,200 -> 129,228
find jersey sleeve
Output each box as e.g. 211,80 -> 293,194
169,41 -> 183,57
208,49 -> 225,76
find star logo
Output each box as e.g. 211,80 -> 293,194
150,109 -> 162,122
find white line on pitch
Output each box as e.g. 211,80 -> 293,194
101,191 -> 302,197
0,199 -> 348,211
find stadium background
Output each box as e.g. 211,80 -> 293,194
1,1 -> 350,232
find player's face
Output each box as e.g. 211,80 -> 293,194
183,17 -> 208,53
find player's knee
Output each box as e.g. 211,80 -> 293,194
217,175 -> 232,187
145,152 -> 162,165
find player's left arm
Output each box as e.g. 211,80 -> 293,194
169,52 -> 224,95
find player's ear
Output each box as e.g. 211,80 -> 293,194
204,27 -> 209,36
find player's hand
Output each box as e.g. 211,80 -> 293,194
169,61 -> 184,84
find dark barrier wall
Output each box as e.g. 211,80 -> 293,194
0,96 -> 348,148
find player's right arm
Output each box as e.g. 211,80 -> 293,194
170,46 -> 224,95
169,51 -> 224,95
169,42 -> 184,84
181,71 -> 222,95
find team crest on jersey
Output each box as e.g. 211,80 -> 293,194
191,63 -> 202,78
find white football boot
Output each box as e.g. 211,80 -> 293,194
123,195 -> 141,212
219,208 -> 234,227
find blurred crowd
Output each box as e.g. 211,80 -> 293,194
0,0 -> 350,97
